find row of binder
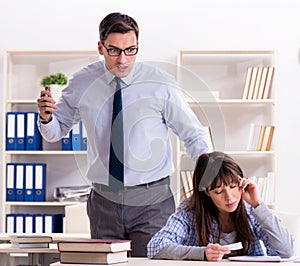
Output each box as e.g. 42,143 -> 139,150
6,213 -> 64,234
62,120 -> 87,151
6,112 -> 42,150
6,163 -> 46,202
6,112 -> 87,151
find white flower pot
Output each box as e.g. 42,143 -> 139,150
49,84 -> 65,103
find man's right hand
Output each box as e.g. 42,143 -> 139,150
37,85 -> 57,121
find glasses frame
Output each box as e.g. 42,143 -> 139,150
102,43 -> 138,57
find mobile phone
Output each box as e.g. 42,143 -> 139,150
44,86 -> 52,115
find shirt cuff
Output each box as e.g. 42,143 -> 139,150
39,114 -> 53,124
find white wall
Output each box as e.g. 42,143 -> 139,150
1,0 -> 300,213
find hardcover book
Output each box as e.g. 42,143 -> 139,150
59,250 -> 128,264
57,238 -> 131,253
9,234 -> 53,243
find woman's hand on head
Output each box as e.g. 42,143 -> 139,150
205,243 -> 230,261
238,176 -> 262,208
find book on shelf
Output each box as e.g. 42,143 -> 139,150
260,125 -> 275,151
11,242 -> 50,248
9,234 -> 53,243
180,170 -> 194,201
257,66 -> 269,99
242,66 -> 274,100
265,172 -> 275,204
180,171 -> 190,201
57,238 -> 131,253
257,176 -> 268,201
9,234 -> 53,248
256,125 -> 266,151
59,250 -> 128,264
204,126 -> 214,151
246,123 -> 261,151
247,124 -> 275,151
246,66 -> 258,100
242,67 -> 253,100
262,66 -> 274,99
249,173 -> 275,204
252,66 -> 263,99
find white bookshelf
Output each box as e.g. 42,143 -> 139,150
1,50 -> 100,233
174,50 -> 276,207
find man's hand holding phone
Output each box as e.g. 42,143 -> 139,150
37,85 -> 57,122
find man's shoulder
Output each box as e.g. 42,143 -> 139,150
134,62 -> 177,85
73,60 -> 105,78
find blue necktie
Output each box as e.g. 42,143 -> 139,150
109,78 -> 124,192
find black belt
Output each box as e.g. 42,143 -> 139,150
92,176 -> 169,193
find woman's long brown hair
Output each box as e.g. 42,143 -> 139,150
186,151 -> 253,253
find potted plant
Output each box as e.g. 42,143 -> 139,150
40,72 -> 68,102
40,72 -> 68,87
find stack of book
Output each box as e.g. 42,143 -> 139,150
9,234 -> 53,248
242,66 -> 274,100
57,238 -> 131,264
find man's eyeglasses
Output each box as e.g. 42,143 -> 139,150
102,44 -> 138,57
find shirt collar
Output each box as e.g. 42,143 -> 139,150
103,62 -> 136,86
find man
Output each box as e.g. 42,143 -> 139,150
37,12 -> 210,257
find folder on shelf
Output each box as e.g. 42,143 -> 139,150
72,122 -> 81,151
6,214 -> 16,233
44,214 -> 63,233
6,112 -> 16,150
15,214 -> 24,233
15,164 -> 24,201
26,112 -> 42,150
34,163 -> 46,202
81,122 -> 87,150
34,214 -> 44,233
62,131 -> 72,150
16,112 -> 26,150
62,214 -> 66,233
24,214 -> 34,233
6,163 -> 16,201
24,163 -> 34,201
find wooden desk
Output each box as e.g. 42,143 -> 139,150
0,243 -> 59,266
50,257 -> 297,266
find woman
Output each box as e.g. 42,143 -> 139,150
147,151 -> 294,261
